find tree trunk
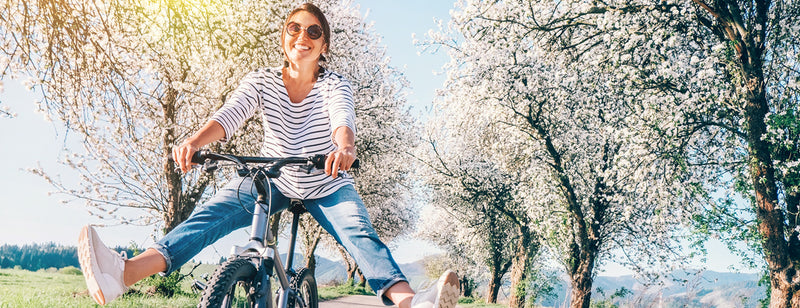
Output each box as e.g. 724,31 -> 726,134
460,276 -> 476,298
337,245 -> 358,284
356,268 -> 366,288
735,15 -> 799,307
485,259 -> 511,303
507,255 -> 527,308
302,221 -> 323,272
508,228 -> 535,308
743,69 -> 800,308
485,273 -> 502,304
162,86 -> 188,234
569,261 -> 594,308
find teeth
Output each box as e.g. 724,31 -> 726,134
295,45 -> 310,50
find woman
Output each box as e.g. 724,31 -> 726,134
77,3 -> 459,308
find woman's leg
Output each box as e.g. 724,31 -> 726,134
150,177 -> 290,275
385,282 -> 415,308
122,248 -> 167,286
303,184 -> 408,305
79,177 -> 289,305
304,184 -> 460,308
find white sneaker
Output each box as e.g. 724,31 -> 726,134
410,270 -> 460,308
78,225 -> 129,305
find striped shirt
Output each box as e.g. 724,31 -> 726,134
210,67 -> 357,199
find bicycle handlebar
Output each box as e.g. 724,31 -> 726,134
191,150 -> 360,171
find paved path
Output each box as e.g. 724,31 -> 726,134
320,295 -> 384,307
320,295 -> 467,308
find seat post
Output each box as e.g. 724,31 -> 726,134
285,199 -> 304,272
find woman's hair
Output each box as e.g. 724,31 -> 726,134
282,3 -> 331,68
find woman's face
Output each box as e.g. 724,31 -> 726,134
282,11 -> 327,68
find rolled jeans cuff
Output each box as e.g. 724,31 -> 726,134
150,243 -> 174,276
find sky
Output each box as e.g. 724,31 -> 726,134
0,1 -> 751,276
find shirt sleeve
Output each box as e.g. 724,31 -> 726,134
327,75 -> 357,140
209,71 -> 263,142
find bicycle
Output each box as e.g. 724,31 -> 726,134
191,149 -> 358,308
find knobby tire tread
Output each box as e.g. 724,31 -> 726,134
289,267 -> 318,308
198,257 -> 258,308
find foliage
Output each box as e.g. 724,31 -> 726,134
591,287 -> 633,308
418,1 -> 702,307
0,243 -> 135,272
57,266 -> 83,275
0,0 -> 416,238
317,279 -> 375,301
0,243 -> 78,271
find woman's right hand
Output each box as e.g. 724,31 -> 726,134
173,140 -> 200,173
172,121 -> 226,173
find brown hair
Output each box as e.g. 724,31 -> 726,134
282,3 -> 331,68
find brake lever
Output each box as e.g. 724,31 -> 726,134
203,160 -> 218,173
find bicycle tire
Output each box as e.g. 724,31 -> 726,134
199,257 -> 258,308
288,267 -> 318,308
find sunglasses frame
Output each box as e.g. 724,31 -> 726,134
286,22 -> 323,40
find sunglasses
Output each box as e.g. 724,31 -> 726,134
286,22 -> 323,40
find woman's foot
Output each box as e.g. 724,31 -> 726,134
78,225 -> 128,305
410,270 -> 460,308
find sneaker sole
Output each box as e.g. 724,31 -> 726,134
435,270 -> 460,308
78,225 -> 107,305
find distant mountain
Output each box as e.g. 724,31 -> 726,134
541,270 -> 765,307
281,253 -> 432,288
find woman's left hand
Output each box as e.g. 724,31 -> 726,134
325,145 -> 356,179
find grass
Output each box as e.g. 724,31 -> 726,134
457,297 -> 508,308
317,280 -> 375,301
0,265 -> 390,307
0,267 -> 202,307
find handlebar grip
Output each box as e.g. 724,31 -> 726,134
191,150 -> 209,164
310,154 -> 360,170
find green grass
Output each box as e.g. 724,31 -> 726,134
0,267 -> 203,307
456,296 -> 508,308
317,280 -> 375,301
0,265 -> 390,307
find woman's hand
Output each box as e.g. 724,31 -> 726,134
172,140 -> 201,173
325,145 -> 356,179
172,121 -> 226,173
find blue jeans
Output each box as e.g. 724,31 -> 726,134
152,177 -> 407,305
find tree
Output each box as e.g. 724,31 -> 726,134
420,1 -> 701,307
414,97 -> 549,306
1,0 -> 284,233
1,0 -> 417,243
455,0 -> 800,306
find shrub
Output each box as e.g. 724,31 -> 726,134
138,271 -> 187,297
58,266 -> 83,275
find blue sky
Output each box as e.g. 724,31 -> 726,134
0,1 -> 749,275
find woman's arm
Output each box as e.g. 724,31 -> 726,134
173,120 -> 226,173
325,126 -> 357,179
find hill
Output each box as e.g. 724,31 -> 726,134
541,270 -> 765,307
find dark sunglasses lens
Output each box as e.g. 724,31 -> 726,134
287,23 -> 301,36
307,25 -> 323,39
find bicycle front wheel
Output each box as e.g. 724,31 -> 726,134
199,257 -> 258,308
289,267 -> 318,308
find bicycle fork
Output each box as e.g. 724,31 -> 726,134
227,174 -> 297,308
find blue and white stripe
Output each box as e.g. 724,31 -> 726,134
211,68 -> 356,199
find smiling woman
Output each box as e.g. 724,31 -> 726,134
75,2 -> 459,308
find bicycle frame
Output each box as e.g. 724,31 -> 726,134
228,168 -> 301,308
193,150 -> 351,308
